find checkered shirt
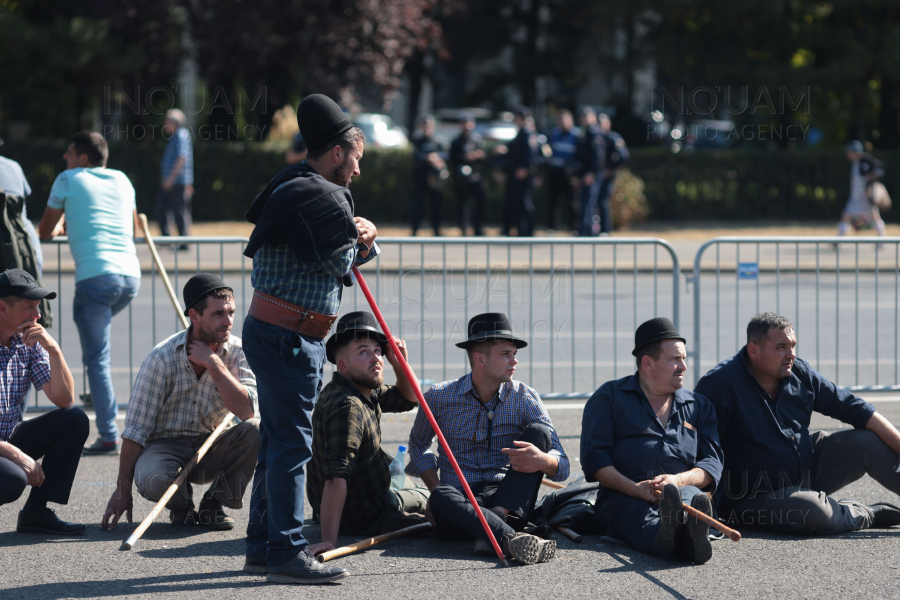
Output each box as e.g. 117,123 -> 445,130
122,328 -> 257,447
0,334 -> 51,442
406,373 -> 570,490
308,373 -> 417,534
251,241 -> 380,315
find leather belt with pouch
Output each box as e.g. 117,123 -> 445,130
248,290 -> 337,339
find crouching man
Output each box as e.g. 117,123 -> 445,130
406,313 -> 569,565
101,274 -> 260,531
581,318 -> 723,563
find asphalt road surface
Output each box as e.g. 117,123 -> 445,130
2,395 -> 900,600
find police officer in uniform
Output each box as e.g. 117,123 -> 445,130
576,107 -> 602,237
595,113 -> 629,235
502,106 -> 537,237
410,115 -> 446,236
449,114 -> 487,236
545,110 -> 580,233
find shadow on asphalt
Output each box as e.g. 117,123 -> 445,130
597,551 -> 695,599
4,571 -> 264,598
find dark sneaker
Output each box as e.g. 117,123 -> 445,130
17,508 -> 86,535
170,508 -> 200,526
502,532 -> 556,565
82,438 -> 120,456
197,498 -> 235,531
681,493 -> 713,565
655,483 -> 686,556
869,503 -> 900,528
266,549 -> 349,584
243,555 -> 268,574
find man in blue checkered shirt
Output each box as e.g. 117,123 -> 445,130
0,269 -> 88,535
406,312 -> 569,565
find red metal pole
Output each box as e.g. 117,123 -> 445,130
351,265 -> 509,566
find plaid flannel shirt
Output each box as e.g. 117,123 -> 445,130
308,373 -> 417,534
406,373 -> 569,490
122,328 -> 257,447
0,335 -> 51,442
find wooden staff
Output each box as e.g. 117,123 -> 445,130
121,216 -> 234,551
556,526 -> 582,543
316,523 -> 433,562
539,479 -> 742,542
351,265 -> 509,567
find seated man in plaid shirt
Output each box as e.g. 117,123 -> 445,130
101,274 -> 259,531
304,312 -> 428,559
406,312 -> 569,565
0,269 -> 87,535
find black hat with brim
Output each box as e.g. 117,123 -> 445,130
455,312 -> 527,349
0,268 -> 56,300
297,94 -> 353,154
632,317 -> 685,356
326,311 -> 388,364
183,273 -> 232,316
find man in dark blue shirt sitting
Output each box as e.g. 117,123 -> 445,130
695,312 -> 900,534
581,318 -> 724,563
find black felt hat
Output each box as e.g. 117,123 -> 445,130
182,273 -> 232,316
0,269 -> 56,300
632,317 -> 685,356
455,312 -> 527,349
326,312 -> 388,364
297,94 -> 353,153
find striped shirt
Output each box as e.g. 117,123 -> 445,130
122,328 -> 257,447
0,334 -> 51,442
251,241 -> 380,315
161,127 -> 193,185
406,373 -> 569,490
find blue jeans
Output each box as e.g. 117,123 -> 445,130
242,315 -> 325,567
596,485 -> 704,560
73,274 -> 140,443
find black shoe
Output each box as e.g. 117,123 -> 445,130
869,503 -> 900,528
197,498 -> 235,531
17,507 -> 86,535
655,483 -> 685,556
169,508 -> 200,526
680,493 -> 713,565
82,437 -> 120,456
80,392 -> 92,408
266,549 -> 349,584
243,555 -> 268,574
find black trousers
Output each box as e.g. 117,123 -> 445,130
546,167 -> 574,231
502,176 -> 535,237
429,423 -> 553,543
0,407 -> 89,507
155,185 -> 192,237
455,179 -> 485,236
411,177 -> 443,236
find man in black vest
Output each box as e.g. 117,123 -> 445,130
241,94 -> 378,584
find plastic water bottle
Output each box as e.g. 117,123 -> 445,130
389,445 -> 407,489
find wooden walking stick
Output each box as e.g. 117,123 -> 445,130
351,265 -> 510,567
538,479 -> 742,542
121,215 -> 234,551
316,523 -> 433,562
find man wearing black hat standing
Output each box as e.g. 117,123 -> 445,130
242,93 -> 377,584
301,312 -> 428,560
406,313 -> 569,565
0,269 -> 87,535
501,107 -> 537,237
580,317 -> 723,563
100,273 -> 259,533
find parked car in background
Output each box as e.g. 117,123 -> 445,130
351,113 -> 410,148
433,108 -> 518,146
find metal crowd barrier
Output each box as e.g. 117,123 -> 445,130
33,236 -> 681,408
690,237 -> 900,391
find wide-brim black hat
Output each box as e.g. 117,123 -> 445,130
456,312 -> 527,349
0,268 -> 56,300
326,311 -> 388,364
183,273 -> 232,316
632,317 -> 685,356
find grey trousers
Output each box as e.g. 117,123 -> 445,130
134,419 -> 261,513
726,429 -> 900,534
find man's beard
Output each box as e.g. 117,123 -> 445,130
195,321 -> 229,344
328,157 -> 354,187
348,365 -> 383,390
